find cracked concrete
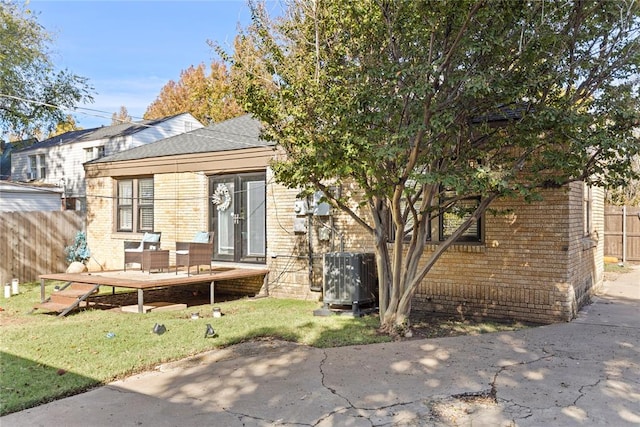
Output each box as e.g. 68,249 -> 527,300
2,265 -> 638,426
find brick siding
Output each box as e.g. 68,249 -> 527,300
86,168 -> 603,324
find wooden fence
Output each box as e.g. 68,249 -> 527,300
0,211 -> 85,285
604,205 -> 640,263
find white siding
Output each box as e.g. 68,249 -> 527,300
131,113 -> 203,146
0,183 -> 62,212
10,113 -> 204,204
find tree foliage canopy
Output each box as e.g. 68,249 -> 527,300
0,2 -> 94,141
227,0 -> 640,331
143,61 -> 244,125
111,106 -> 132,125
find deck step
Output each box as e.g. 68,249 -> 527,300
33,282 -> 100,316
34,301 -> 80,313
52,285 -> 95,298
50,294 -> 81,305
68,282 -> 100,293
54,288 -> 94,298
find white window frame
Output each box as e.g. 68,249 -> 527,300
28,154 -> 46,179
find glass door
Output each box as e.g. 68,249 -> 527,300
210,173 -> 266,263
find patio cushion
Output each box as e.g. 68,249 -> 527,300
123,232 -> 162,272
193,231 -> 210,243
125,232 -> 161,252
143,232 -> 161,243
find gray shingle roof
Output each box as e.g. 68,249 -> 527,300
91,114 -> 274,163
15,113 -> 192,152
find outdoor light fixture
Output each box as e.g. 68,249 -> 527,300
204,324 -> 216,338
152,323 -> 166,335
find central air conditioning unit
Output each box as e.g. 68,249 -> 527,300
27,172 -> 35,180
319,252 -> 378,316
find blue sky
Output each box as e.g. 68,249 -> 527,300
30,0 -> 276,130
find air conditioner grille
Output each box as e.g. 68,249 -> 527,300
323,252 -> 377,307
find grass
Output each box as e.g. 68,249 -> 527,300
0,280 -> 531,416
0,281 -> 388,415
604,262 -> 633,274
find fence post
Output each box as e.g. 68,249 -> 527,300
622,205 -> 626,263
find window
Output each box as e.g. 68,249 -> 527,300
583,182 -> 592,236
28,155 -> 37,179
38,154 -> 46,178
28,154 -> 46,179
117,178 -> 154,232
439,189 -> 482,242
85,146 -> 105,161
388,203 -> 432,243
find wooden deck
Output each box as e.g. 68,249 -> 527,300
39,266 -> 270,314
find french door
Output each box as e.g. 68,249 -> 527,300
209,172 -> 266,263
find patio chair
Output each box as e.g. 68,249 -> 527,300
123,232 -> 162,271
175,231 -> 214,276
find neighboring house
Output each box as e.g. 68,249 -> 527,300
0,142 -> 12,181
83,114 -> 604,324
0,181 -> 63,212
1,139 -> 37,181
10,113 -> 203,210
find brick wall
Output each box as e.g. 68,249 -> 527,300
85,176 -> 115,271
86,168 -> 603,324
85,172 -> 209,271
564,182 -> 604,315
265,179 -> 604,324
264,171 -> 374,301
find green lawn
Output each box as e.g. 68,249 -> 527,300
0,281 -> 388,415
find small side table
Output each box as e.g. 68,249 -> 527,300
142,249 -> 169,273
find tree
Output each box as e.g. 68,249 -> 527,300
111,106 -> 132,125
51,114 -> 81,137
227,0 -> 640,333
606,153 -> 640,206
143,61 -> 244,125
0,2 -> 94,141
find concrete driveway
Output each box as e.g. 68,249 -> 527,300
2,265 -> 639,426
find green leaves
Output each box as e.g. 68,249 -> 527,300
233,0 -> 639,208
0,2 -> 94,139
228,0 -> 640,325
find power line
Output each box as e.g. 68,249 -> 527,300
1,93 -> 275,149
0,93 -> 142,125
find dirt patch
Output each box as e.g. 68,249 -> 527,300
404,316 -> 536,340
85,283 -> 240,312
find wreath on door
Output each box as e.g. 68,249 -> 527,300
212,184 -> 232,211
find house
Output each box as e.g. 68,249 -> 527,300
0,180 -> 63,212
83,114 -> 604,324
1,139 -> 37,181
10,113 -> 203,210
